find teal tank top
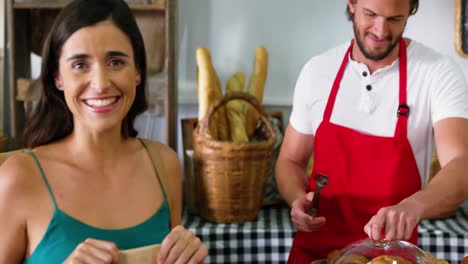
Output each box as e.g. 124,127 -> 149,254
23,147 -> 171,263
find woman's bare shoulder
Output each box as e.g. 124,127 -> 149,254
140,139 -> 182,224
0,151 -> 43,234
0,151 -> 42,198
142,139 -> 182,188
143,139 -> 179,164
0,154 -> 31,264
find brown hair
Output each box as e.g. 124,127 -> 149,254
345,0 -> 419,20
23,0 -> 148,148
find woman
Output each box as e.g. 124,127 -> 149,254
0,0 -> 207,263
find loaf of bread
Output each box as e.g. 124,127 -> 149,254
332,254 -> 368,264
326,249 -> 340,264
460,256 -> 468,264
368,255 -> 411,264
326,249 -> 449,264
225,71 -> 248,143
226,71 -> 246,113
227,110 -> 249,143
244,46 -> 268,139
196,47 -> 229,140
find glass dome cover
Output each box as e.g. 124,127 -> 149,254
329,239 -> 434,264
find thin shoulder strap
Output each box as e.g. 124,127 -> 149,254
26,150 -> 58,209
138,138 -> 171,212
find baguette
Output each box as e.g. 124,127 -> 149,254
226,71 -> 248,143
196,47 -> 229,140
244,46 -> 268,139
225,71 -> 246,113
227,110 -> 249,143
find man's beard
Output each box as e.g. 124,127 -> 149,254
352,20 -> 402,61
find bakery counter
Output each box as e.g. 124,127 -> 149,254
183,202 -> 468,263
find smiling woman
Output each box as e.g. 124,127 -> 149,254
0,0 -> 207,263
52,20 -> 141,137
7,0 -> 176,151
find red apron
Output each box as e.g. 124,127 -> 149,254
288,39 -> 421,263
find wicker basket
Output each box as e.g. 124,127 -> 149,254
191,92 -> 277,223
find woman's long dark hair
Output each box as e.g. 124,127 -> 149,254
23,0 -> 148,148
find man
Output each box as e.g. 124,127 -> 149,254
275,0 -> 468,262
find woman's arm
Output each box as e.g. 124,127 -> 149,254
151,141 -> 208,263
0,155 -> 30,262
152,141 -> 183,227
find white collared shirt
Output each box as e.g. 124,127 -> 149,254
290,40 -> 468,185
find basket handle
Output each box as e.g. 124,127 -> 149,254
199,92 -> 277,142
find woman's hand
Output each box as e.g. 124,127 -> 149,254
157,225 -> 208,264
364,201 -> 423,241
63,238 -> 119,264
290,192 -> 326,232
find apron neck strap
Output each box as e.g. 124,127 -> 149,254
322,41 -> 353,123
395,38 -> 408,138
323,38 -> 409,138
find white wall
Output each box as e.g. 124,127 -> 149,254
177,0 -> 468,106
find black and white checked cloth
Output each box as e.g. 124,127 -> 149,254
418,200 -> 468,264
183,202 -> 468,263
183,205 -> 294,263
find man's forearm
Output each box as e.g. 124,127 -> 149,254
402,157 -> 468,219
275,159 -> 309,207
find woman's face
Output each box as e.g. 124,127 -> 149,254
55,20 -> 141,134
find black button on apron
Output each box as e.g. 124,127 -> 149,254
362,71 -> 368,77
366,85 -> 372,91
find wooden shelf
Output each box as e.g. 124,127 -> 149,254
13,0 -> 165,11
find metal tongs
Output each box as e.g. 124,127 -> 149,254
307,173 -> 329,217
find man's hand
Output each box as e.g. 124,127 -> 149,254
364,201 -> 423,241
290,192 -> 326,232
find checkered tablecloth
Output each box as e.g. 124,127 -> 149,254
418,201 -> 468,263
183,205 -> 294,263
183,202 -> 468,264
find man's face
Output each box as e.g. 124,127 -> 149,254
348,0 -> 411,61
